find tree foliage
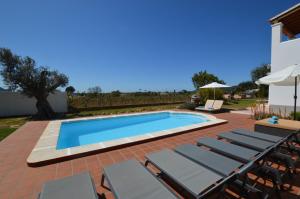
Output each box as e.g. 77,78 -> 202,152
197,88 -> 224,104
87,86 -> 102,106
0,48 -> 68,119
111,90 -> 121,97
88,86 -> 101,94
65,86 -> 75,94
251,64 -> 271,82
192,70 -> 225,89
235,81 -> 257,93
251,64 -> 270,98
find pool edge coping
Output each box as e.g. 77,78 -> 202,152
27,110 -> 227,166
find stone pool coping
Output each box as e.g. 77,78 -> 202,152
27,110 -> 227,166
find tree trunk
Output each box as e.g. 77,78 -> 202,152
36,97 -> 55,119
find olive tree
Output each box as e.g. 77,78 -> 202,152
0,48 -> 68,119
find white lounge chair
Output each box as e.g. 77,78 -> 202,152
195,99 -> 214,111
195,100 -> 224,112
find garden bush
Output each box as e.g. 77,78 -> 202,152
290,112 -> 300,121
179,102 -> 198,110
197,88 -> 224,104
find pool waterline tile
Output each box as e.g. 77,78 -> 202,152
27,110 -> 227,165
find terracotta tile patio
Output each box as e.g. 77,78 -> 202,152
0,113 -> 299,199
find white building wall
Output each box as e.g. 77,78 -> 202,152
0,91 -> 68,117
269,23 -> 300,113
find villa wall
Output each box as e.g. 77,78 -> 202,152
0,91 -> 68,117
269,22 -> 300,114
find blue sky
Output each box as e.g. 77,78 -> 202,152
0,0 -> 299,92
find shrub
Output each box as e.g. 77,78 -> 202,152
290,112 -> 300,121
179,102 -> 198,110
250,101 -> 291,120
197,88 -> 224,104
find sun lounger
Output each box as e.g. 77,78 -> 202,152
195,99 -> 214,111
218,132 -> 274,152
197,137 -> 260,162
230,129 -> 297,173
145,149 -> 224,198
231,129 -> 299,156
175,144 -> 244,176
101,159 -> 178,199
212,100 -> 224,110
197,137 -> 285,197
255,120 -> 300,154
38,172 -> 98,199
195,100 -> 224,112
219,131 -> 297,181
231,129 -> 283,143
175,144 -> 265,198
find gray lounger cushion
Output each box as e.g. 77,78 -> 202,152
146,149 -> 222,197
39,172 -> 98,199
103,159 -> 178,199
231,129 -> 283,143
218,132 -> 274,151
175,144 -> 243,176
197,137 -> 259,163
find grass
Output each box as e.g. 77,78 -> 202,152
66,104 -> 180,118
0,116 -> 28,141
223,99 -> 257,110
0,127 -> 18,141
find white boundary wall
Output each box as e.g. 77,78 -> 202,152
0,91 -> 68,117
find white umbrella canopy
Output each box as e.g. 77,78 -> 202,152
200,82 -> 231,89
200,82 -> 231,100
256,64 -> 300,86
256,64 -> 300,120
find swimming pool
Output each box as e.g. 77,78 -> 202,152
27,111 -> 227,165
57,112 -> 209,149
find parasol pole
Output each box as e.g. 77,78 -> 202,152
214,88 -> 215,100
294,76 -> 297,120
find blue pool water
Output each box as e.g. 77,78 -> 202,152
57,112 -> 209,149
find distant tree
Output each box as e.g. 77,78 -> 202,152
198,89 -> 224,104
87,86 -> 102,106
251,64 -> 271,98
235,81 -> 257,93
111,90 -> 121,97
180,89 -> 189,94
65,86 -> 75,103
251,64 -> 271,82
87,86 -> 102,97
0,48 -> 68,119
192,70 -> 225,89
65,86 -> 75,95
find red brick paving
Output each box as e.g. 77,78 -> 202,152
0,113 -> 299,199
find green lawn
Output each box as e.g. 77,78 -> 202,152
223,99 -> 257,110
0,127 -> 18,141
0,116 -> 28,141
